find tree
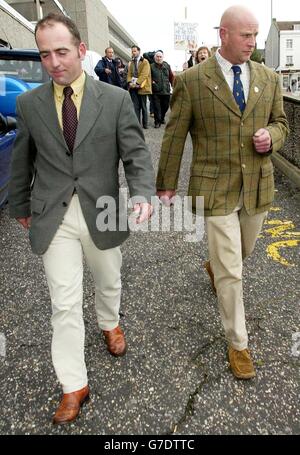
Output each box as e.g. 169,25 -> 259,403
251,49 -> 263,63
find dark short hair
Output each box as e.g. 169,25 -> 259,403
105,47 -> 114,53
35,13 -> 81,46
195,46 -> 211,63
131,45 -> 140,51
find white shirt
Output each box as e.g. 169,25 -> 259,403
215,49 -> 250,102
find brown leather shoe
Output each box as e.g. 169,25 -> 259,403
103,325 -> 127,357
52,385 -> 90,425
228,347 -> 256,379
204,261 -> 216,294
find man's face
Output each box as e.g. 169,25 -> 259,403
220,20 -> 258,64
197,49 -> 209,62
106,48 -> 114,60
131,47 -> 140,58
36,22 -> 86,85
154,53 -> 164,64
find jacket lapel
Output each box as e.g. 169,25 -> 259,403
33,81 -> 66,148
74,75 -> 104,150
202,57 -> 242,117
33,76 -> 104,151
242,61 -> 267,120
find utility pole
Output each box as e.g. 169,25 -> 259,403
271,0 -> 273,22
35,0 -> 43,21
184,6 -> 188,69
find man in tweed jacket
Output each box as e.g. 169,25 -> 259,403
157,5 -> 289,379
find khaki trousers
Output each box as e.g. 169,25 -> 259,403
206,208 -> 267,350
42,195 -> 122,393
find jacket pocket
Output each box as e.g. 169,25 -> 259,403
189,165 -> 219,211
31,198 -> 45,214
258,162 -> 274,207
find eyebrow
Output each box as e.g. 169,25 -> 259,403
40,47 -> 70,54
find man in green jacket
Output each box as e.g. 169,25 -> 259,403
151,51 -> 174,128
157,5 -> 289,380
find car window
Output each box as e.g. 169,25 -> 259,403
0,58 -> 48,83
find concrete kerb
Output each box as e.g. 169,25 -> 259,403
272,151 -> 300,188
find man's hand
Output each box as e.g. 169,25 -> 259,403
156,190 -> 176,206
132,202 -> 153,224
17,216 -> 32,229
253,128 -> 272,153
104,68 -> 112,75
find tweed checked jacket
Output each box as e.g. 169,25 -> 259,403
156,56 -> 289,216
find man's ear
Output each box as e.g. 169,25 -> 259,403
219,27 -> 226,42
79,42 -> 87,61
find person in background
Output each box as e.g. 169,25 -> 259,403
156,5 -> 288,380
114,57 -> 127,90
187,49 -> 197,68
94,47 -> 122,87
150,51 -> 174,128
195,46 -> 211,64
127,45 -> 152,129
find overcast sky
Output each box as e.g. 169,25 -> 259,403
102,0 -> 300,70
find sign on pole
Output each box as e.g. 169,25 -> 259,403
174,22 -> 198,51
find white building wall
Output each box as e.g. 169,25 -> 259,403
279,31 -> 300,71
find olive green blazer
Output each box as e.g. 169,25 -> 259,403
157,56 -> 289,216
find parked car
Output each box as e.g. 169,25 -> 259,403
0,48 -> 50,116
0,48 -> 49,208
0,47 -> 101,208
0,114 -> 16,208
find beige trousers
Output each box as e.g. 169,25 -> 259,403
42,195 -> 122,393
206,208 -> 267,350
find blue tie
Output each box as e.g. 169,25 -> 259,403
232,65 -> 246,112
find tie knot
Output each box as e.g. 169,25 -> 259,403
232,65 -> 241,75
63,86 -> 73,98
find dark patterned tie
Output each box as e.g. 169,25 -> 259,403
62,86 -> 78,152
232,65 -> 246,113
133,57 -> 138,78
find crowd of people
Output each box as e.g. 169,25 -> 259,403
93,43 -> 212,129
8,4 -> 289,426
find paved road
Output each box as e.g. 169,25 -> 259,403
0,123 -> 299,435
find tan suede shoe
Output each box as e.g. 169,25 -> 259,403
204,261 -> 216,294
103,325 -> 127,357
228,347 -> 256,379
52,385 -> 90,425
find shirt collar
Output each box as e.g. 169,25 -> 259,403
216,49 -> 248,74
53,71 -> 86,100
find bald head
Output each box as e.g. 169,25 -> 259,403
219,5 -> 259,65
220,5 -> 258,29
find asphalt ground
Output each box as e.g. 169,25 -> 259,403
0,121 -> 299,436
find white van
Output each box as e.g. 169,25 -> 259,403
82,50 -> 101,80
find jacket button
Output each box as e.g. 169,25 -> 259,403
241,164 -> 246,169
62,202 -> 68,207
74,177 -> 78,181
66,151 -> 71,156
241,143 -> 244,148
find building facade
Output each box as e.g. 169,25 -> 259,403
265,19 -> 300,94
0,0 -> 136,63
